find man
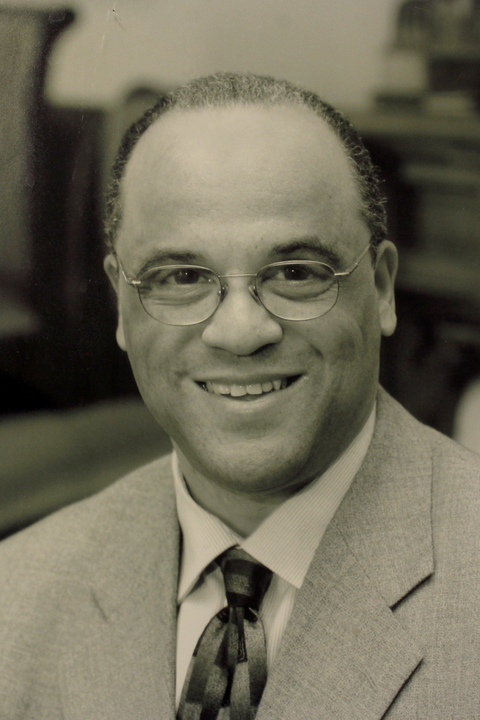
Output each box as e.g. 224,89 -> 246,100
0,72 -> 479,719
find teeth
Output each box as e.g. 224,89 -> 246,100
205,378 -> 291,396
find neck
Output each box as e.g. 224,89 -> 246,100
173,402 -> 376,536
175,449 -> 314,536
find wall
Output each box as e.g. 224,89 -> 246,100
14,0 -> 398,109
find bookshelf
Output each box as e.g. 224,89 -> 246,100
349,108 -> 480,434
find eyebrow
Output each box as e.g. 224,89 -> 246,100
135,249 -> 206,276
132,237 -> 342,276
270,237 -> 342,266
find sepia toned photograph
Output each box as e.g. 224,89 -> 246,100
1,1 -> 480,717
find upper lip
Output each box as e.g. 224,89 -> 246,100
195,373 -> 302,385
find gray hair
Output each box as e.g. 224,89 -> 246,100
105,72 -> 387,251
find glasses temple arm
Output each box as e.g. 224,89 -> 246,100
110,252 -> 141,286
334,242 -> 372,278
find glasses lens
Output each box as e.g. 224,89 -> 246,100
138,266 -> 220,325
257,261 -> 338,320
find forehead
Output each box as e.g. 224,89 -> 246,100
117,103 -> 363,258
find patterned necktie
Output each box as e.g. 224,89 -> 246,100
177,547 -> 273,720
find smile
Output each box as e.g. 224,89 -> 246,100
196,375 -> 301,398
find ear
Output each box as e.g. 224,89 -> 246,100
104,253 -> 127,351
374,240 -> 398,337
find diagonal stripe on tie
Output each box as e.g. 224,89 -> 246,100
177,547 -> 272,720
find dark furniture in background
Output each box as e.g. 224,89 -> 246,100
0,6 -> 168,540
351,110 -> 480,436
1,4 -> 480,536
0,6 -> 137,416
2,6 -> 480,436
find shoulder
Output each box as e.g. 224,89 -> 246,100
0,454 -> 176,717
0,453 -> 175,587
376,386 -> 480,471
376,386 -> 480,530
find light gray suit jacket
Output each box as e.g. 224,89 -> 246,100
1,388 -> 480,719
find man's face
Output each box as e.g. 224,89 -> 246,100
106,104 -> 397,498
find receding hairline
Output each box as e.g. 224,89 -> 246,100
104,72 -> 387,252
118,100 -> 364,252
124,100 -> 355,183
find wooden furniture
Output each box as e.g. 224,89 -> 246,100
0,7 -> 74,339
350,109 -> 480,434
0,7 -> 137,414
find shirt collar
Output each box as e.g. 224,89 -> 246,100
174,455 -> 241,601
174,405 -> 376,602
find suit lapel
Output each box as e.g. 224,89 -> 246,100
60,458 -> 180,720
59,391 -> 433,719
258,391 -> 433,720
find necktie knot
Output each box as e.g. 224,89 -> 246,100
219,547 -> 272,611
178,547 -> 272,720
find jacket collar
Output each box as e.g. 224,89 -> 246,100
61,389 -> 433,719
257,389 -> 433,719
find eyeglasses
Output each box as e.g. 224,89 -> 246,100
114,242 -> 372,326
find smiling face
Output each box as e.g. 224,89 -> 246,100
105,103 -> 397,506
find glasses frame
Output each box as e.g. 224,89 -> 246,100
113,241 -> 372,326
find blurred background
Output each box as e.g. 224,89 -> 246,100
2,0 -> 480,536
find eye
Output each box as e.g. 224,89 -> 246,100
142,266 -> 214,287
165,268 -> 207,285
262,263 -> 332,284
277,264 -> 318,281
259,262 -> 335,302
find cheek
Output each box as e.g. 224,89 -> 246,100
120,300 -> 200,401
301,318 -> 368,363
300,292 -> 381,371
122,328 -> 188,437
120,302 -> 174,389
127,333 -> 167,391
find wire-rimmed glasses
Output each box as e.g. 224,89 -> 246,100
114,242 -> 372,326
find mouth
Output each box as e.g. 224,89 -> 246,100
196,375 -> 302,398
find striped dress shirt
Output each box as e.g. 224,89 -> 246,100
174,406 -> 375,708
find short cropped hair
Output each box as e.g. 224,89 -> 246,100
105,72 -> 387,251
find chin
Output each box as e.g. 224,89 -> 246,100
188,438 -> 316,496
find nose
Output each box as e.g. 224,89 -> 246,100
201,281 -> 283,355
